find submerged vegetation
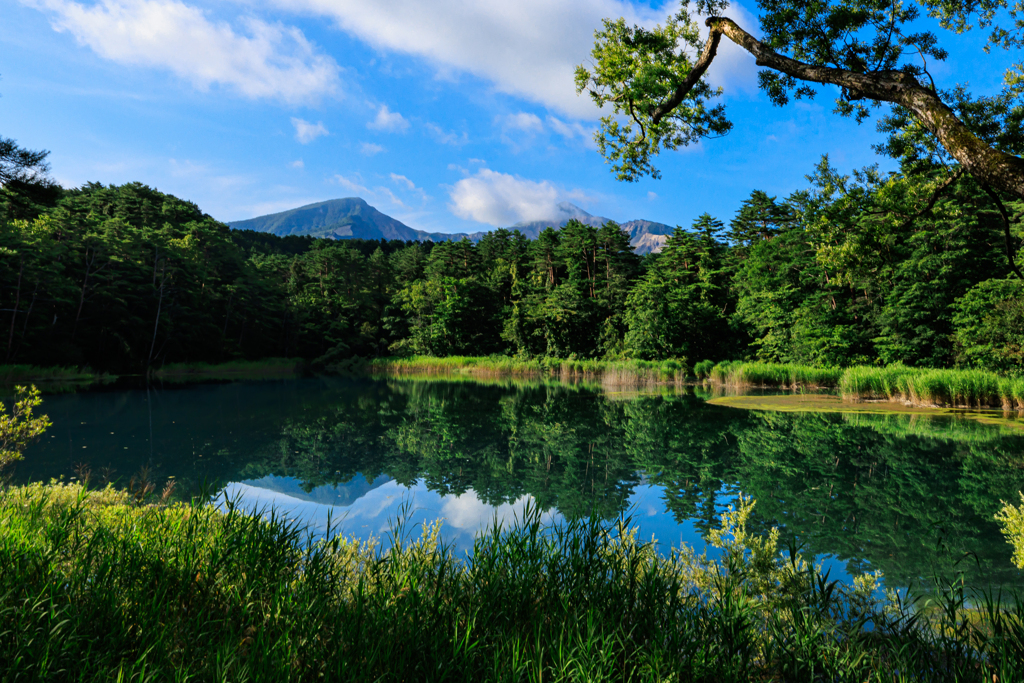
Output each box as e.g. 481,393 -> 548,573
3,480 -> 1024,682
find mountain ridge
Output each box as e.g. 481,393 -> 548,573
227,198 -> 673,254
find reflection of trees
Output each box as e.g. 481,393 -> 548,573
236,379 -> 1024,586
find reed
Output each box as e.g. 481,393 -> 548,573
369,355 -> 690,386
3,481 -> 1023,681
153,357 -> 305,380
704,361 -> 841,388
839,365 -> 1024,409
0,364 -> 105,383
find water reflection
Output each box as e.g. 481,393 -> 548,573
18,375 -> 1024,587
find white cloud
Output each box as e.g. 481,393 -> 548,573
291,117 -> 328,143
289,159 -> 304,168
390,173 -> 429,202
367,104 -> 409,132
449,168 -> 567,226
28,0 -> 341,102
334,173 -> 369,195
390,173 -> 416,191
500,112 -> 543,134
498,112 -> 544,150
425,122 -> 468,146
360,142 -> 385,155
546,115 -> 591,140
261,0 -> 670,117
647,191 -> 658,200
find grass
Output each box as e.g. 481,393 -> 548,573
839,365 -> 1024,409
700,360 -> 1024,410
3,481 -> 1024,681
153,358 -> 305,381
368,355 -> 690,389
0,364 -> 109,384
705,361 -> 843,388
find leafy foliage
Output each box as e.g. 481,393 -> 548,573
0,385 -> 50,469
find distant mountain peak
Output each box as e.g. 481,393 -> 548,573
229,197 -> 675,255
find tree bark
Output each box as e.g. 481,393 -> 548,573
7,258 -> 23,361
657,17 -> 1024,199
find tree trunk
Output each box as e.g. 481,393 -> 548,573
6,258 -> 23,361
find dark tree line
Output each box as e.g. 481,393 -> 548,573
1,151 -> 1022,372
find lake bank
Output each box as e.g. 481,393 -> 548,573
3,480 -> 1023,681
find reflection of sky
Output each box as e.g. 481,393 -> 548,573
218,475 -> 855,584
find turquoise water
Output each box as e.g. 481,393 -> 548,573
16,375 -> 1024,587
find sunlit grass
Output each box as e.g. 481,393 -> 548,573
704,360 -> 841,388
3,481 -> 1024,681
369,355 -> 690,388
839,365 -> 1024,409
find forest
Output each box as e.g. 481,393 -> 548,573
0,153 -> 1021,374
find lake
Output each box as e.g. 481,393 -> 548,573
14,374 -> 1024,588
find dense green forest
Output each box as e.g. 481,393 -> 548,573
1,154 -> 1021,373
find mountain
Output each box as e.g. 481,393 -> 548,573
228,198 -> 674,254
240,473 -> 392,507
227,198 -> 465,243
509,203 -> 672,254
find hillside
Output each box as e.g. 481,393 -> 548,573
227,198 -> 463,242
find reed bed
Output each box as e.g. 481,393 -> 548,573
153,357 -> 305,380
839,366 -> 1024,409
3,481 -> 1024,682
705,361 -> 842,388
0,364 -> 105,384
371,355 -> 690,387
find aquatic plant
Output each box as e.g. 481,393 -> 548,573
705,361 -> 841,388
839,365 -> 1024,409
153,357 -> 305,380
369,355 -> 690,387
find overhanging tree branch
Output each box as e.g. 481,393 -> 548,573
650,17 -> 1024,200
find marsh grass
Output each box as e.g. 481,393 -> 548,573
153,358 -> 305,381
0,364 -> 108,384
3,481 -> 1024,682
370,355 -> 690,389
840,365 -> 1024,409
706,361 -> 842,388
702,361 -> 1024,409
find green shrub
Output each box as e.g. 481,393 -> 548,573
0,385 -> 50,469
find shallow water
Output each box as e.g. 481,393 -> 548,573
15,374 -> 1024,587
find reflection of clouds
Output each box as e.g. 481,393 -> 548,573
217,477 -> 855,586
219,479 -> 708,558
218,478 -> 563,554
440,492 -> 557,531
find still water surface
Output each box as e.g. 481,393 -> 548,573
16,375 -> 1024,588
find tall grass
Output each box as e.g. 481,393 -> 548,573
370,355 -> 690,388
840,365 -> 1024,409
153,357 -> 305,380
0,364 -> 106,383
705,360 -> 842,388
3,481 -> 1024,681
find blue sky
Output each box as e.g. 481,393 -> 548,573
0,0 -> 1012,233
